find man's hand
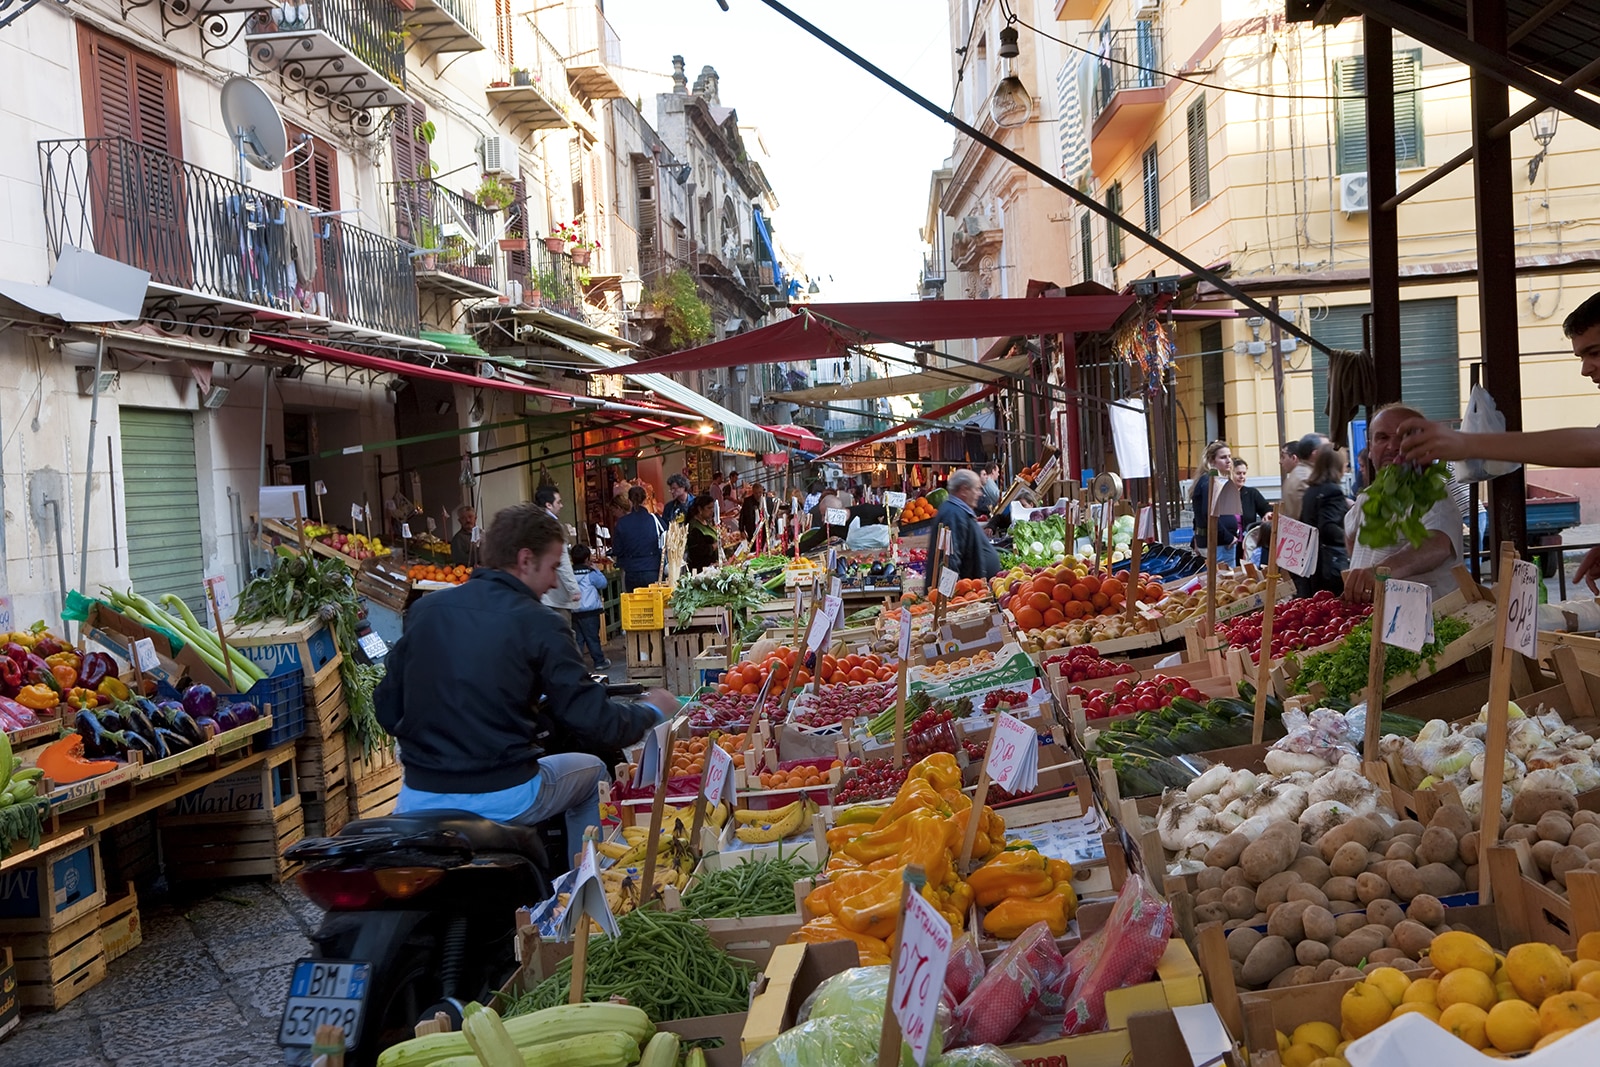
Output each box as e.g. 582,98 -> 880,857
1343,566 -> 1375,603
1393,417 -> 1468,464
1576,546 -> 1600,594
641,688 -> 679,720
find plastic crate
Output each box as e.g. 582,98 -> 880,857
228,671 -> 306,747
620,587 -> 667,631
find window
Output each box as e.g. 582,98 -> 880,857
285,122 -> 339,211
1105,182 -> 1124,266
1080,212 -> 1093,284
493,0 -> 513,64
1335,50 -> 1424,173
1187,96 -> 1210,207
78,26 -> 180,154
1142,145 -> 1160,235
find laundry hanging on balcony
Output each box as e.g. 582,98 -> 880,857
286,206 -> 319,284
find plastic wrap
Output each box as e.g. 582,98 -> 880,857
1059,874 -> 1174,1035
797,965 -> 891,1024
945,930 -> 986,1003
951,923 -> 1050,1046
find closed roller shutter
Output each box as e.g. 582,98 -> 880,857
120,409 -> 206,611
1311,297 -> 1460,436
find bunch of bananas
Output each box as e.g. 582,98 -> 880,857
0,733 -> 44,807
734,797 -> 817,844
595,820 -> 703,914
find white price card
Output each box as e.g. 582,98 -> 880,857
313,480 -> 327,496
559,840 -> 618,940
471,526 -> 482,544
351,502 -> 363,523
826,507 -> 849,527
794,584 -> 804,619
892,883 -> 953,1066
985,711 -> 1040,794
631,719 -> 675,789
1136,506 -> 1155,541
936,525 -> 951,553
830,575 -> 842,603
827,548 -> 838,572
898,614 -> 913,661
703,741 -> 736,809
937,566 -> 959,599
805,610 -> 832,654
885,490 -> 907,509
363,504 -> 372,524
0,595 -> 13,634
1274,516 -> 1321,579
203,574 -> 233,617
1507,557 -> 1541,658
358,631 -> 389,660
132,637 -> 160,672
596,526 -> 610,540
1380,579 -> 1433,654
400,523 -> 412,539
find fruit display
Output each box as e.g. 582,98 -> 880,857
812,651 -> 897,686
884,581 -> 990,621
734,796 -> 818,842
833,757 -> 909,803
898,496 -> 937,524
755,758 -> 842,790
407,562 -> 470,584
714,645 -> 807,695
1041,644 -> 1137,683
686,690 -> 764,730
980,688 -> 1033,714
1215,591 -> 1372,662
791,680 -> 895,729
319,530 -> 389,559
1292,612 -> 1473,703
1066,673 -> 1207,723
993,563 -> 1163,633
915,648 -> 998,681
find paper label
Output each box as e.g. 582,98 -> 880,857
805,610 -> 832,654
471,526 -> 482,544
596,526 -> 610,539
0,595 -> 12,634
363,504 -> 372,524
132,637 -> 160,672
937,526 -> 951,553
1274,516 -> 1320,579
313,480 -> 326,496
985,711 -> 1040,793
632,720 -> 674,789
358,631 -> 389,659
351,502 -> 363,523
898,616 -> 913,661
822,593 -> 843,628
559,840 -> 618,939
1380,579 -> 1432,654
1506,557 -> 1540,658
826,507 -> 849,526
885,490 -> 907,508
341,444 -> 363,455
830,576 -> 842,602
400,523 -> 412,539
893,886 -> 953,1066
1136,505 -> 1155,540
203,574 -> 233,617
937,567 -> 959,598
703,742 -> 736,809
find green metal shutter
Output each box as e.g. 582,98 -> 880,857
1334,51 -> 1424,172
120,408 -> 206,611
1310,297 -> 1461,435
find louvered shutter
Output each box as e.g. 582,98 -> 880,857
1142,145 -> 1160,235
507,178 -> 532,294
1310,297 -> 1460,436
1393,51 -> 1423,167
1079,212 -> 1093,284
1105,182 -> 1123,265
1335,56 -> 1367,174
1187,96 -> 1210,208
286,123 -> 339,211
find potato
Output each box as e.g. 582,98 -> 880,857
1356,871 -> 1392,904
1551,844 -> 1589,887
1392,819 -> 1425,838
1230,958 -> 1245,985
1195,887 -> 1226,907
1330,965 -> 1366,981
1333,925 -> 1388,966
1463,865 -> 1479,891
1330,840 -> 1370,878
1296,938 -> 1331,966
1329,899 -> 1363,916
1429,804 -> 1473,840
1366,899 -> 1405,928
1416,862 -> 1463,897
1569,823 -> 1600,851
1323,875 -> 1359,902
1511,789 -> 1577,826
1314,958 -> 1345,982
1286,882 -> 1330,910
1531,838 -> 1563,874
1585,842 -> 1600,861
1227,925 -> 1264,964
1224,919 -> 1249,931
1537,812 -> 1573,845
1268,899 -> 1313,942
1405,894 -> 1444,928
1241,935 -> 1296,986
1268,965 -> 1317,988
1335,911 -> 1368,936
1195,866 -> 1227,892
1223,885 -> 1258,919
1459,830 -> 1480,866
1588,858 -> 1600,873
1366,860 -> 1402,884
1241,823 -> 1301,884
1574,810 -> 1600,829
1206,830 -> 1251,869
1388,861 -> 1423,900
1195,902 -> 1230,924
1289,855 -> 1332,886
1255,871 -> 1303,912
1301,904 -> 1337,943
1385,841 -> 1417,864
1505,823 -> 1540,846
1221,865 -> 1252,891
1416,825 -> 1459,866
1368,948 -> 1409,966
1391,919 -> 1436,957
1318,816 -> 1382,863
1297,842 -> 1320,860
1391,832 -> 1422,851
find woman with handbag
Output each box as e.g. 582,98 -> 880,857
1298,446 -> 1352,596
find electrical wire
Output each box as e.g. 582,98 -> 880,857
948,0 -> 986,113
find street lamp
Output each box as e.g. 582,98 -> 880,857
1528,106 -> 1560,184
991,26 -> 1033,130
620,268 -> 643,308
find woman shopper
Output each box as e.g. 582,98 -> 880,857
1298,445 -> 1352,597
1190,440 -> 1238,567
684,494 -> 720,571
1231,459 -> 1273,564
611,486 -> 663,591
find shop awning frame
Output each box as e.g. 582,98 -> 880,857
776,351 -> 1034,405
815,384 -> 1001,460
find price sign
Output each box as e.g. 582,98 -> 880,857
559,841 -> 618,940
1136,506 -> 1155,541
400,523 -> 412,539
794,584 -> 804,619
1274,516 -> 1320,579
805,609 -> 832,654
885,490 -> 907,509
1506,558 -> 1540,658
351,502 -> 363,523
363,504 -> 372,524
937,526 -> 951,553
203,574 -> 233,617
632,720 -> 674,789
937,566 -> 959,598
830,575 -> 842,603
471,526 -> 482,544
703,741 -> 736,808
0,595 -> 13,634
132,637 -> 160,672
826,507 -> 849,527
1380,579 -> 1432,653
892,886 -> 953,1065
596,526 -> 610,540
313,480 -> 327,496
985,711 -> 1040,793
898,614 -> 913,661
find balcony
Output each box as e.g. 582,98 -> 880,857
403,0 -> 484,59
389,178 -> 504,306
40,137 -> 420,340
246,0 -> 409,118
1087,26 -> 1167,172
487,28 -> 576,133
565,2 -> 624,99
919,256 -> 945,299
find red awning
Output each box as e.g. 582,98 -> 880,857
765,423 -> 825,451
815,384 -> 1000,461
615,295 -> 1135,377
252,335 -> 585,404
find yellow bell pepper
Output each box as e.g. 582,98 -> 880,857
906,752 -> 961,792
967,848 -> 1053,907
96,676 -> 131,701
1047,857 -> 1074,886
16,684 -> 59,710
896,809 -> 953,887
844,813 -> 916,864
45,651 -> 82,671
981,885 -> 1073,940
870,778 -> 945,830
838,867 -> 906,935
788,916 -> 891,966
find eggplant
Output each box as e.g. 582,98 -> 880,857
181,684 -> 217,720
75,709 -> 114,757
227,701 -> 260,725
144,727 -> 169,759
193,716 -> 219,739
134,696 -> 160,718
98,707 -> 126,733
123,704 -> 158,745
155,726 -> 192,753
116,730 -> 156,762
214,706 -> 240,732
168,708 -> 208,747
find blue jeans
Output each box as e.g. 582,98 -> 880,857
572,609 -> 605,665
510,752 -> 607,848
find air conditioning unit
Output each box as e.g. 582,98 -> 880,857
1094,267 -> 1116,288
1339,172 -> 1370,213
1133,0 -> 1160,15
481,136 -> 520,181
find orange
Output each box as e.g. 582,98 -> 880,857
1081,574 -> 1101,595
1070,583 -> 1090,601
1043,608 -> 1065,626
1015,607 -> 1044,630
1028,592 -> 1052,613
1050,584 -> 1073,604
1100,577 -> 1124,598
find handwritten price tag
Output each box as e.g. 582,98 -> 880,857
313,480 -> 327,496
203,574 -> 233,617
806,597 -> 842,654
1380,579 -> 1433,654
830,576 -> 842,603
884,490 -> 907,508
985,712 -> 1040,793
937,567 -> 959,598
826,507 -> 849,527
132,637 -> 160,672
1274,516 -> 1320,578
351,502 -> 363,523
703,741 -> 736,808
0,595 -> 13,634
893,885 -> 953,1065
560,840 -> 618,939
1507,558 -> 1540,658
400,523 -> 412,539
899,615 -> 913,661
937,525 -> 951,553
1136,506 -> 1155,540
632,720 -> 674,789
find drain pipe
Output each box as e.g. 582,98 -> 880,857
257,365 -> 270,494
77,335 -> 105,595
45,498 -> 69,634
227,486 -> 245,588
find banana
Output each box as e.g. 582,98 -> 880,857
735,798 -> 813,843
735,799 -> 801,826
621,825 -> 649,844
597,840 -> 633,860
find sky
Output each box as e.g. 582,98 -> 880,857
604,0 -> 954,304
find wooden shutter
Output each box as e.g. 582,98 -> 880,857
391,99 -> 430,183
494,0 -> 513,64
1334,56 -> 1367,174
1310,298 -> 1460,436
79,26 -> 181,153
1393,50 -> 1424,168
571,135 -> 586,218
1142,145 -> 1160,235
1105,182 -> 1123,266
1079,212 -> 1093,284
1187,95 -> 1210,208
285,122 -> 339,211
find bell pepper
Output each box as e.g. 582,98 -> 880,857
5,632 -> 35,650
35,733 -> 121,784
0,656 -> 21,695
838,867 -> 907,935
906,752 -> 961,792
788,916 -> 891,966
870,778 -> 945,830
32,634 -> 66,658
45,651 -> 82,671
1047,857 -> 1074,886
967,847 -> 1053,907
981,885 -> 1073,940
827,824 -> 869,852
97,676 -> 131,701
844,814 -> 916,864
77,651 -> 115,690
897,809 -> 953,887
50,663 -> 77,690
16,684 -> 59,711
66,688 -> 102,710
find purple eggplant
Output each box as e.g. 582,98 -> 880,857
156,726 -> 193,753
98,706 -> 126,733
227,701 -> 260,724
116,730 -> 156,761
75,709 -> 114,757
181,684 -> 217,719
214,705 -> 240,732
193,716 -> 219,739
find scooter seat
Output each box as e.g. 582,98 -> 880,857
342,809 -> 548,862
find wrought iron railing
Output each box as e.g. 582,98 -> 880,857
250,0 -> 406,89
388,178 -> 503,294
509,243 -> 582,320
39,137 -> 419,337
1089,26 -> 1163,121
567,2 -> 620,67
432,0 -> 479,42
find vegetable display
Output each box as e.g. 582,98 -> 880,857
833,757 -> 909,804
1000,517 -> 1069,569
101,589 -> 267,689
791,680 -> 895,729
1214,590 -> 1372,662
1358,460 -> 1452,549
1041,644 -> 1136,682
1292,613 -> 1473,703
1068,673 -> 1207,722
374,1002 -> 653,1067
667,566 -> 769,631
681,852 -> 819,919
0,729 -> 49,857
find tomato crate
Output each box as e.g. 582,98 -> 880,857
296,730 -> 348,798
8,907 -> 105,1012
0,835 -> 104,934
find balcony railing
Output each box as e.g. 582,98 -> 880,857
488,28 -> 576,131
40,137 -> 419,337
503,241 -> 582,320
565,2 -> 623,98
248,0 -> 406,96
404,0 -> 484,57
389,178 -> 503,297
1089,26 -> 1163,121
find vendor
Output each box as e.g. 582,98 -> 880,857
684,494 -> 720,571
928,469 -> 1001,581
1298,446 -> 1351,596
849,484 -> 887,528
661,473 -> 693,526
738,483 -> 765,540
1342,403 -> 1463,603
978,461 -> 1002,515
450,504 -> 478,566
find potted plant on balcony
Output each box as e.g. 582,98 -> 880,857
464,250 -> 493,287
511,67 -> 532,86
542,233 -> 565,253
475,175 -> 515,212
569,235 -> 600,268
413,218 -> 442,271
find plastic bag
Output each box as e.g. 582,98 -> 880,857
798,965 -> 891,1024
1058,874 -> 1174,1035
764,966 -> 948,1067
951,923 -> 1050,1046
1454,385 -> 1522,482
846,519 -> 891,552
945,929 -> 986,1003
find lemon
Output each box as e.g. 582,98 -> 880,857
1438,1002 -> 1490,1049
1484,999 -> 1541,1053
1437,967 -> 1497,1012
1282,1042 -> 1323,1067
1291,1021 -> 1342,1055
1538,990 -> 1600,1035
1430,930 -> 1498,976
1578,971 -> 1600,999
1389,1002 -> 1441,1022
1533,1027 -> 1575,1051
1577,931 -> 1600,962
1365,966 -> 1413,1007
1342,981 -> 1395,1040
1505,942 -> 1572,1003
1402,978 -> 1439,1005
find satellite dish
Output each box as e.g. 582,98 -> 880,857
220,77 -> 288,171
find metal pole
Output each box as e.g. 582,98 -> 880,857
257,365 -> 270,494
1269,296 -> 1287,449
1365,19 -> 1403,408
76,336 -> 105,594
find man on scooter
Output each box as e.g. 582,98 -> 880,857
376,502 -> 676,844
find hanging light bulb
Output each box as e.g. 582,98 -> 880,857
991,26 -> 1032,129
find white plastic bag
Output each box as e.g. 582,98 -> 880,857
844,518 -> 890,552
1454,385 -> 1522,482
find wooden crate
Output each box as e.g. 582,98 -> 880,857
303,782 -> 350,838
349,744 -> 403,820
99,884 -> 141,963
624,628 -> 666,668
227,614 -> 342,688
308,671 -> 350,738
100,814 -> 159,892
296,730 -> 349,797
0,946 -> 16,1039
0,835 -> 104,934
665,627 -> 721,695
7,906 -> 107,1011
160,803 -> 305,884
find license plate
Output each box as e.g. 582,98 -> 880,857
278,959 -> 370,1048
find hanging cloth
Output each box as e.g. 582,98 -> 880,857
285,206 -> 319,285
1325,347 -> 1375,449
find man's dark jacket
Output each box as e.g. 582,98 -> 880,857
926,499 -> 1001,581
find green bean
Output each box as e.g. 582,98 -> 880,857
680,854 -> 818,920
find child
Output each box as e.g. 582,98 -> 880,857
569,544 -> 611,670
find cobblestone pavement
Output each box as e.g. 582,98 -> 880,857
4,879 -> 319,1067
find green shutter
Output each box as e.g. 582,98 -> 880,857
1187,96 -> 1210,208
1334,51 -> 1424,173
1309,297 -> 1460,436
1142,144 -> 1161,235
119,408 -> 206,612
1394,50 -> 1424,168
1080,211 -> 1094,283
1106,182 -> 1123,265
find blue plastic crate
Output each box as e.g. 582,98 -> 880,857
227,671 -> 306,747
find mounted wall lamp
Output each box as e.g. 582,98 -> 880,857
1528,106 -> 1560,184
991,26 -> 1033,129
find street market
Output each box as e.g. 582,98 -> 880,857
8,0 -> 1600,1065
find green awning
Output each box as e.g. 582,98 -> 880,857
420,330 -> 490,358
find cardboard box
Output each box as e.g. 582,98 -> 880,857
739,940 -> 860,1055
